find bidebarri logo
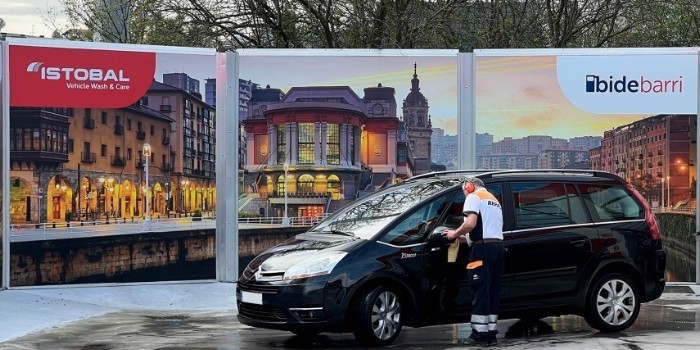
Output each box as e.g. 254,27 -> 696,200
585,75 -> 683,94
26,61 -> 130,82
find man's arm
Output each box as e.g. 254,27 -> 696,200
444,212 -> 477,241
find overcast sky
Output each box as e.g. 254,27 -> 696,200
240,54 -> 459,135
2,0 -> 68,37
1,1 -> 650,141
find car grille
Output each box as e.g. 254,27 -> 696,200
239,302 -> 288,322
239,282 -> 280,294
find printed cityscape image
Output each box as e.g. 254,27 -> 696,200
8,53 -> 696,227
3,49 -> 695,289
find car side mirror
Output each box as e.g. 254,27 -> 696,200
429,226 -> 453,246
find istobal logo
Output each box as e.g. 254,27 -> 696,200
25,61 -> 130,82
26,62 -> 43,72
585,75 -> 684,94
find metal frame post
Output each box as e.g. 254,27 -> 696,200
696,49 -> 700,285
1,41 -> 9,289
215,51 -> 239,282
458,51 -> 476,170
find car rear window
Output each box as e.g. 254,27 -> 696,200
578,183 -> 644,221
512,182 -> 590,230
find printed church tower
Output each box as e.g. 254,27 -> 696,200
402,63 -> 433,174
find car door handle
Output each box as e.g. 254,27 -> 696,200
570,239 -> 587,247
431,247 -> 441,251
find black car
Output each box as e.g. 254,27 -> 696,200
236,169 -> 666,346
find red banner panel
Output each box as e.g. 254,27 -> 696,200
9,45 -> 155,108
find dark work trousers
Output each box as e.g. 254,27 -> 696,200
467,241 -> 505,340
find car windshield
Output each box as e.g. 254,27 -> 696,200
310,179 -> 457,239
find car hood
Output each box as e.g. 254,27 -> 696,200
253,233 -> 359,274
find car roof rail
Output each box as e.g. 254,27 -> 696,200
409,169 -> 626,183
408,170 -> 487,181
477,169 -> 626,182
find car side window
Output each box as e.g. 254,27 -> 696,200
512,182 -> 590,230
436,184 -> 503,230
579,183 -> 643,221
379,192 -> 452,246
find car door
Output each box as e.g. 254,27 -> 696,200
377,191 -> 453,324
425,183 -> 507,323
503,181 -> 596,308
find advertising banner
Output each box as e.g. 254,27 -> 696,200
4,38 -> 219,287
475,48 -> 698,282
237,49 -> 459,203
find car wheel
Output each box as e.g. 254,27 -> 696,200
352,285 -> 403,346
585,273 -> 640,332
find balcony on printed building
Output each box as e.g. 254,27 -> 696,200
114,124 -> 125,135
111,156 -> 126,167
9,109 -> 71,165
83,116 -> 95,129
268,191 -> 330,205
136,129 -> 146,140
81,152 -> 97,163
162,136 -> 170,145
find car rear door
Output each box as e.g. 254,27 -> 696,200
503,181 -> 596,307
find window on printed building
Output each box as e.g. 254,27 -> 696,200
32,129 -> 40,150
350,127 -> 356,165
327,124 -> 340,165
298,123 -> 315,165
298,174 -> 314,194
277,125 -> 286,164
277,175 -> 286,195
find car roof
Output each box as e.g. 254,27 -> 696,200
407,169 -> 628,186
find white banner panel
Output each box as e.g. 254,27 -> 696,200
557,54 -> 698,114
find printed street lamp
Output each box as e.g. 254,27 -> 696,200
143,143 -> 152,231
283,161 -> 290,227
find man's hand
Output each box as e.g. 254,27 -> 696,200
443,229 -> 460,241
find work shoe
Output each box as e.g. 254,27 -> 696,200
488,330 -> 498,345
459,334 -> 492,347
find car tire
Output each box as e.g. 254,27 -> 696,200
352,285 -> 403,346
585,273 -> 640,332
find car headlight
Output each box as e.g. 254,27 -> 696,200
283,251 -> 348,281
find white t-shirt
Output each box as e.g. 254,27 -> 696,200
463,187 -> 504,241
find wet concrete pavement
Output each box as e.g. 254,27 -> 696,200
1,284 -> 699,350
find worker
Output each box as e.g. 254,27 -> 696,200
444,177 -> 504,346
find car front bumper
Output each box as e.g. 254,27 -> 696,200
236,279 -> 347,333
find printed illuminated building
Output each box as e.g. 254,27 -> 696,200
403,64 -> 433,175
591,114 -> 695,207
8,75 -> 216,224
9,104 -> 173,224
242,83 -> 409,218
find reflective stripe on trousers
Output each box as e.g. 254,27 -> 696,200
470,314 -> 498,333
